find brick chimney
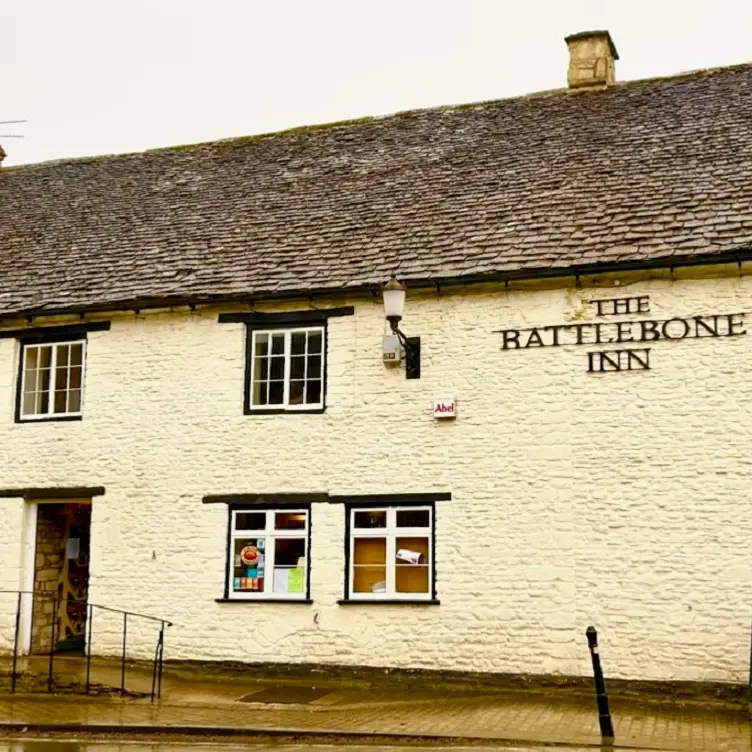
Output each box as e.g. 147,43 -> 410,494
565,30 -> 619,89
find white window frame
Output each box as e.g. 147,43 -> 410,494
347,506 -> 434,601
19,339 -> 87,421
228,508 -> 310,601
248,326 -> 325,412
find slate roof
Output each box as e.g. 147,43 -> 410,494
2,63 -> 752,318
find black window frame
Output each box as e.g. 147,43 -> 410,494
217,307 -> 354,416
243,320 -> 328,415
7,322 -> 111,424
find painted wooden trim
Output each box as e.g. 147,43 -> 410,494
337,599 -> 441,605
218,307 -> 354,324
203,493 -> 329,505
330,492 -> 452,504
0,322 -> 111,341
0,486 -> 106,499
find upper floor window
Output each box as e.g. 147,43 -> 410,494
249,326 -> 324,412
19,340 -> 85,421
346,505 -> 434,601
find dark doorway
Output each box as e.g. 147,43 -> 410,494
31,503 -> 91,654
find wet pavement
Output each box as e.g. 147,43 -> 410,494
0,744 -> 663,752
0,658 -> 749,751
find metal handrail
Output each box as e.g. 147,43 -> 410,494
1,589 -> 173,701
2,590 -> 173,625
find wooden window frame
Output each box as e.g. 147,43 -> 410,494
17,338 -> 87,422
343,503 -> 436,602
225,505 -> 312,602
244,323 -> 327,414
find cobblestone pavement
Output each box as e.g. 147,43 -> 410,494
0,660 -> 749,751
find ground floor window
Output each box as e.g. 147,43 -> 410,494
346,505 -> 434,600
228,507 -> 310,600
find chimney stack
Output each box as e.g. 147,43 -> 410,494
565,30 -> 619,89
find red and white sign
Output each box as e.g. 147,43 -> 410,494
433,398 -> 456,419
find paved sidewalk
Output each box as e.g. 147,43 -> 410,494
1,660 -> 750,750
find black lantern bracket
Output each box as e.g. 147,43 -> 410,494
387,316 -> 421,380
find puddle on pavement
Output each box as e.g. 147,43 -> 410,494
237,686 -> 332,704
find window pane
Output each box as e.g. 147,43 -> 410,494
68,389 -> 82,413
395,537 -> 430,564
232,538 -> 265,592
305,380 -> 322,405
308,331 -> 323,354
269,381 -> 284,405
307,355 -> 322,379
57,344 -> 70,366
397,509 -> 431,528
22,392 -> 36,416
275,512 -> 307,530
354,511 -> 386,529
395,537 -> 430,594
396,566 -> 429,594
54,389 -> 66,414
70,343 -> 84,367
270,356 -> 285,380
271,333 -> 285,355
274,537 -> 306,566
289,380 -> 304,405
273,538 -> 306,594
253,381 -> 268,405
254,334 -> 269,357
55,361 -> 70,393
353,537 -> 386,564
69,366 -> 83,390
25,347 -> 39,371
353,566 -> 387,594
38,377 -> 50,414
290,356 -> 305,380
253,354 -> 268,382
235,512 -> 266,531
291,332 -> 307,356
39,346 -> 52,369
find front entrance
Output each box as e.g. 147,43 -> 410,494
30,503 -> 91,654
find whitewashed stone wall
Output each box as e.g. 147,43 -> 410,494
1,263 -> 751,684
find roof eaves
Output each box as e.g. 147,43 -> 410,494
3,248 -> 751,325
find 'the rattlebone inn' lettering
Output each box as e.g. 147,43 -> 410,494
496,312 -> 746,349
494,295 -> 747,373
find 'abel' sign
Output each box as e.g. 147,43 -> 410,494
433,398 -> 456,419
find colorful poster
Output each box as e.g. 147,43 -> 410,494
288,568 -> 304,593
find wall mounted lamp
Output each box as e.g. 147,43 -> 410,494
382,278 -> 421,379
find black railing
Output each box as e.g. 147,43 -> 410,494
1,590 -> 172,701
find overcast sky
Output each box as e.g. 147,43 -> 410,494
2,0 -> 751,166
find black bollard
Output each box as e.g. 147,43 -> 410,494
586,626 -> 614,739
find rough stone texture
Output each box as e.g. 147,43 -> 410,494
1,266 -> 752,683
565,31 -> 618,88
1,64 -> 752,318
30,504 -> 66,653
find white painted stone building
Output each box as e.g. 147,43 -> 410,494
1,32 -> 752,686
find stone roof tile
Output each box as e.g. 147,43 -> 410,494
2,64 -> 752,317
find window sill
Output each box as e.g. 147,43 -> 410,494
337,599 -> 440,606
244,408 -> 326,416
16,414 -> 83,423
215,598 -> 313,604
